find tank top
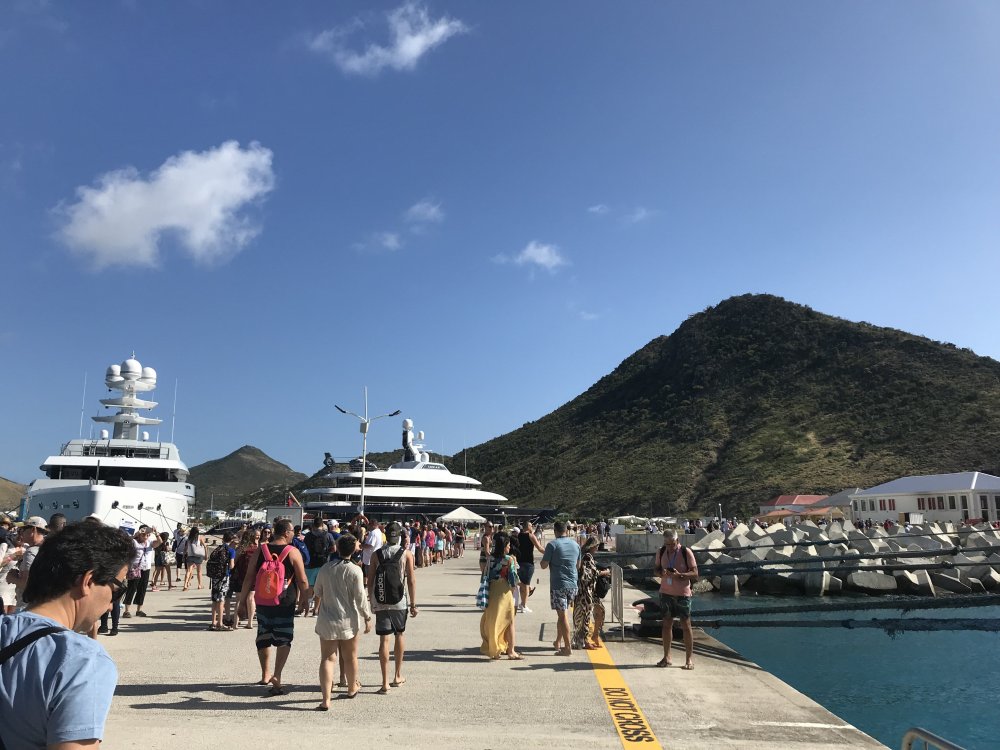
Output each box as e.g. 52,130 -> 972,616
518,532 -> 535,564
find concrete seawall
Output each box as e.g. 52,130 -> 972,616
101,550 -> 887,749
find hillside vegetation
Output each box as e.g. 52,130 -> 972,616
188,446 -> 306,511
0,477 -> 26,513
451,294 -> 1000,518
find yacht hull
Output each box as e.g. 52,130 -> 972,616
24,482 -> 191,532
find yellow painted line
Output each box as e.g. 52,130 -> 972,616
586,644 -> 664,748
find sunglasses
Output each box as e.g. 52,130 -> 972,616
105,576 -> 127,593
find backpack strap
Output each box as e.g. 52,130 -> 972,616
276,545 -> 293,564
260,545 -> 274,562
0,626 -> 65,664
392,548 -> 406,563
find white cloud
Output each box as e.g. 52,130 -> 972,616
404,199 -> 444,224
587,204 -> 609,215
56,141 -> 274,269
624,206 -> 656,224
579,310 -> 600,321
308,2 -> 467,76
377,232 -> 402,250
495,240 -> 568,273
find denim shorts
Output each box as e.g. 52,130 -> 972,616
517,562 -> 534,585
659,593 -> 692,620
550,587 -> 577,611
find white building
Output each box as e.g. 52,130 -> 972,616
850,471 -> 1000,525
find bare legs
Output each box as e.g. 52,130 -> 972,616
378,633 -> 406,692
554,609 -> 572,655
341,636 -> 360,696
318,639 -> 338,708
660,616 -> 694,669
258,644 -> 291,690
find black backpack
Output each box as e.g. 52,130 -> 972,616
306,531 -> 331,566
206,544 -> 229,579
594,564 -> 612,599
373,547 -> 406,605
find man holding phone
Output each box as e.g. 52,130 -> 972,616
653,528 -> 698,670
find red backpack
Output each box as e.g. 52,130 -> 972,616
254,545 -> 293,606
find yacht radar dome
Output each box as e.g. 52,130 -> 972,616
93,355 -> 162,440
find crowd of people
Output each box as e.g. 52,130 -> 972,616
0,509 -> 686,746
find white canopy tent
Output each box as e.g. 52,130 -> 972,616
438,506 -> 488,523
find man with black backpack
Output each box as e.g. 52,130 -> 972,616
302,519 -> 333,616
367,521 -> 417,694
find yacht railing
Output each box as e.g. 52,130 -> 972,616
60,442 -> 170,460
900,728 -> 966,750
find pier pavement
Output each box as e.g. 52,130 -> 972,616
101,551 -> 887,750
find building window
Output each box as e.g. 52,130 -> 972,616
938,497 -> 944,510
994,496 -> 1000,511
879,498 -> 886,511
981,495 -> 989,512
853,500 -> 858,511
889,498 -> 896,511
870,499 -> 876,511
918,497 -> 926,510
949,497 -> 957,510
961,496 -> 968,509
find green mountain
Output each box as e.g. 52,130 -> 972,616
0,477 -> 26,513
451,294 -> 1000,518
188,446 -> 307,511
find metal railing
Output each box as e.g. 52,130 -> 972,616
901,727 -> 965,750
608,563 -> 626,642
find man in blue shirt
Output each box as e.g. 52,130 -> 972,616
0,519 -> 133,749
540,520 -> 582,657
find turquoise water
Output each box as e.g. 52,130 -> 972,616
693,595 -> 1000,750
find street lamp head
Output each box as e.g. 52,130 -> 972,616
389,410 -> 401,417
334,405 -> 347,414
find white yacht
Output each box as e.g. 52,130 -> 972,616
303,418 -> 552,522
21,355 -> 194,531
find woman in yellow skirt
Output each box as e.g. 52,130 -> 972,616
479,532 -> 522,660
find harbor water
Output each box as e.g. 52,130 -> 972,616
694,594 -> 1000,750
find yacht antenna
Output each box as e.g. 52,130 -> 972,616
170,379 -> 178,443
78,371 -> 88,438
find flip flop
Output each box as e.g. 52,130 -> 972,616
315,705 -> 329,711
506,653 -> 523,660
254,679 -> 269,685
682,663 -> 694,670
554,648 -> 572,657
656,658 -> 671,668
267,684 -> 286,696
376,686 -> 389,695
389,678 -> 406,687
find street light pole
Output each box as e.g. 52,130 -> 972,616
335,387 -> 400,518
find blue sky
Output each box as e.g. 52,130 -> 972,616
2,1 -> 1000,485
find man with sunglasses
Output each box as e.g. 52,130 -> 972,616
0,520 -> 133,749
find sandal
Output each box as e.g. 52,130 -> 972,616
682,663 -> 694,670
375,686 -> 389,695
389,677 -> 406,687
656,658 -> 671,668
506,652 -> 523,660
267,684 -> 286,696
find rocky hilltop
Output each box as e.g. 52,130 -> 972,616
188,446 -> 306,511
453,294 -> 1000,518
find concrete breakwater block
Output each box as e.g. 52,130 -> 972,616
803,571 -> 830,596
928,572 -> 972,594
845,570 -> 898,595
978,569 -> 1000,591
893,569 -> 936,597
691,530 -> 725,549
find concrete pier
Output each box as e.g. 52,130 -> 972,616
101,551 -> 887,749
